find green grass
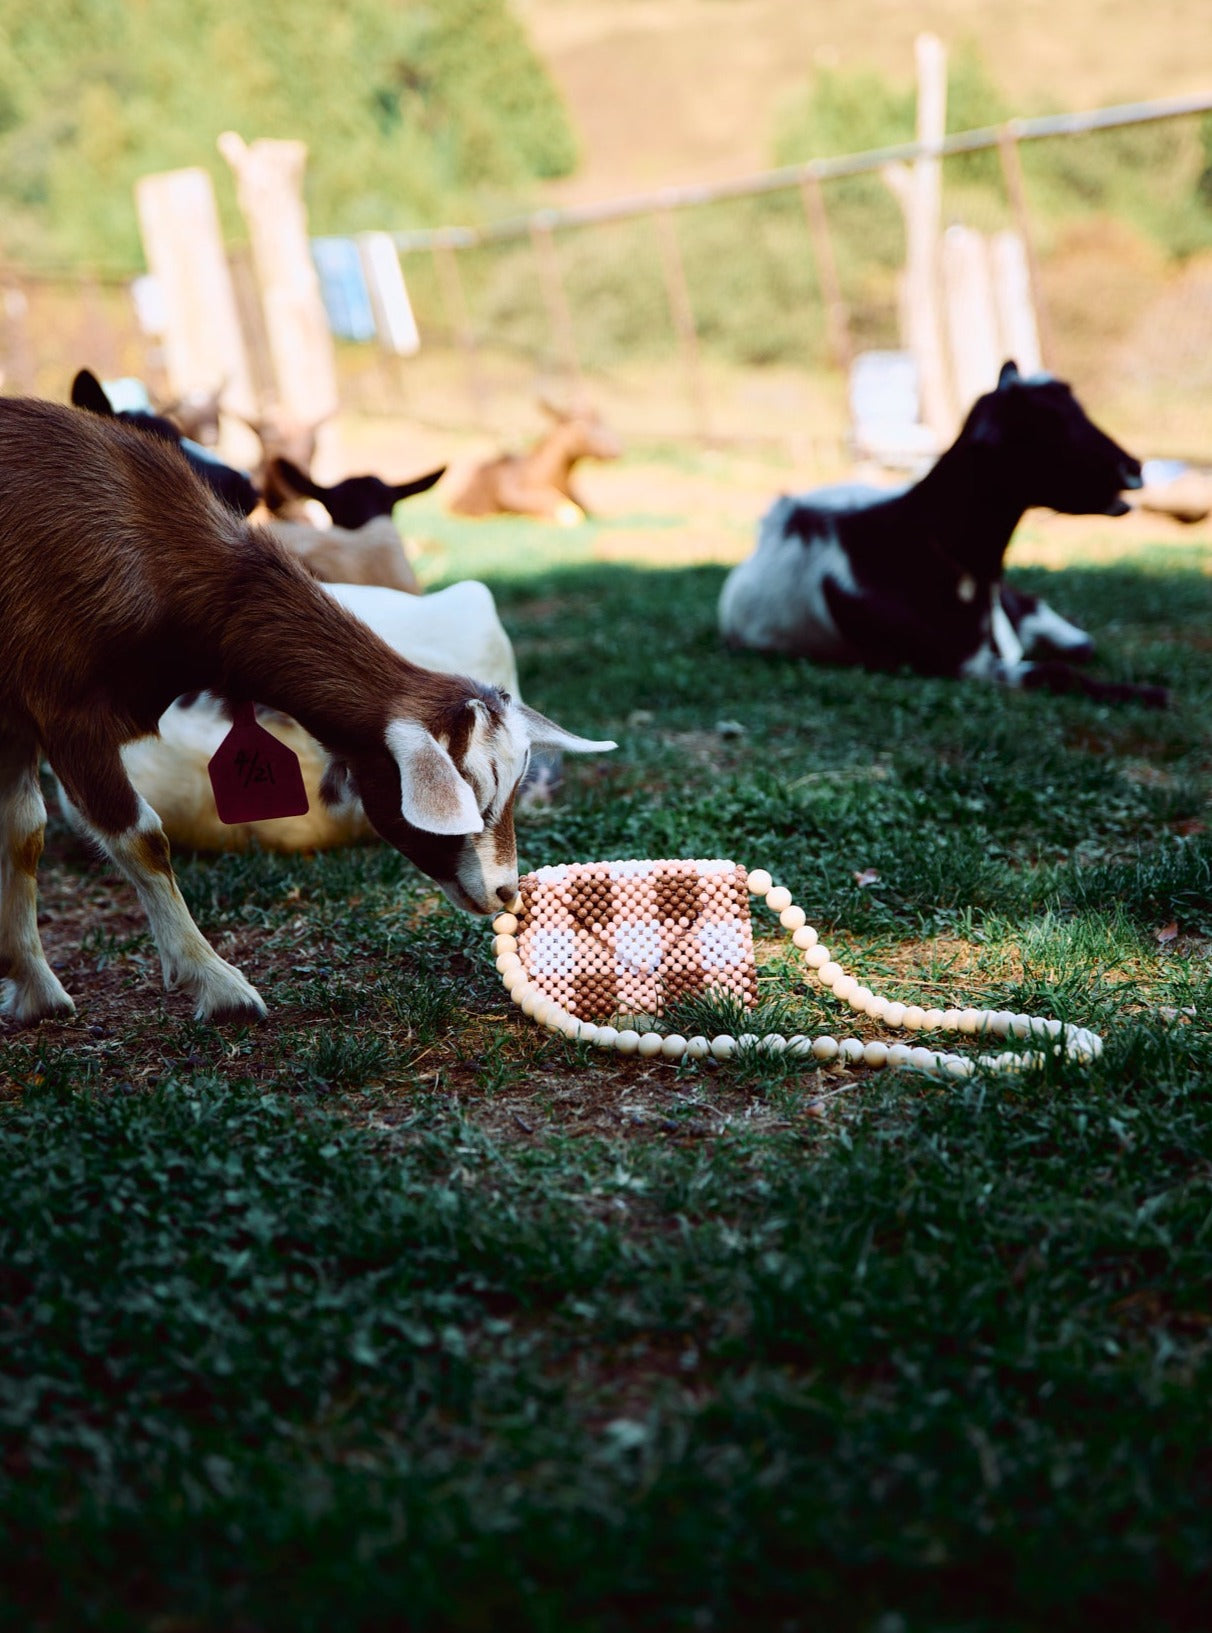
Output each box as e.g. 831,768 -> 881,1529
2,516 -> 1211,1630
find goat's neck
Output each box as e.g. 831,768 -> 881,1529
908,438 -> 1025,581
215,547 -> 456,753
527,425 -> 579,487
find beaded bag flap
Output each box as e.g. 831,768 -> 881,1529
515,858 -> 758,1019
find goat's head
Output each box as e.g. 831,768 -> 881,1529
965,361 -> 1143,520
71,368 -> 260,515
71,368 -> 181,445
268,457 -> 446,529
321,689 -> 614,913
158,382 -> 226,447
539,399 -> 623,463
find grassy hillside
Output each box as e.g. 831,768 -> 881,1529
522,0 -> 1212,200
0,0 -> 577,271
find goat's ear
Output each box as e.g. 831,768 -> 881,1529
319,757 -> 357,808
393,466 -> 446,502
385,719 -> 483,835
997,360 -> 1021,390
71,369 -> 114,417
271,457 -> 321,499
516,703 -> 616,755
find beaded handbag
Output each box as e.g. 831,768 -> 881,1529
491,858 -> 1103,1078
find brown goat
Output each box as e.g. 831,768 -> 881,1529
0,397 -> 613,1025
446,401 -> 621,523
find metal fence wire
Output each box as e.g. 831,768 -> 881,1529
4,92 -> 1212,463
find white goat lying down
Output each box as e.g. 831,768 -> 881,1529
0,398 -> 613,1025
720,364 -> 1164,707
113,581 -> 525,854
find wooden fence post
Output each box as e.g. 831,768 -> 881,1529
997,123 -> 1054,369
654,206 -> 709,442
432,239 -> 489,428
134,166 -> 259,424
798,169 -> 852,372
529,214 -> 584,399
881,32 -> 955,444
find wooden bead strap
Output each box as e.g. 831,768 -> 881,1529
492,859 -> 1103,1078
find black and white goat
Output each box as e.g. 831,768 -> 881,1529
265,456 -> 445,531
71,369 -> 260,517
0,397 -> 612,1026
719,363 -> 1163,705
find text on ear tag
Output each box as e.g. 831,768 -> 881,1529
208,701 -> 310,824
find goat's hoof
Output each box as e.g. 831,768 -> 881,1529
186,960 -> 268,1024
1,973 -> 77,1026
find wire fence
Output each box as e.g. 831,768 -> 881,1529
4,92 -> 1212,465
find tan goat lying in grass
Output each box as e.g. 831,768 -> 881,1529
445,401 -> 621,523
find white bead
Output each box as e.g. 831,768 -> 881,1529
758,1034 -> 786,1054
559,1014 -> 582,1039
909,1046 -> 937,1070
812,1036 -> 839,1061
987,1011 -> 1014,1037
941,1008 -> 963,1030
510,982 -> 530,1006
614,1029 -> 640,1054
944,1055 -> 974,1079
958,1008 -> 982,1035
746,869 -> 773,896
779,904 -> 807,931
765,886 -> 792,913
924,1009 -> 945,1030
839,1038 -> 865,1062
831,975 -> 858,1002
792,925 -> 819,950
886,1043 -> 914,1067
685,1036 -> 711,1060
502,895 -> 522,916
804,945 -> 830,969
864,993 -> 889,1020
637,1032 -> 664,1058
884,1002 -> 906,1028
521,991 -> 543,1018
736,1033 -> 759,1050
492,933 -> 518,956
817,961 -> 844,987
661,1034 -> 688,1059
710,1035 -> 736,1060
496,952 -> 521,975
1010,1014 -> 1033,1040
786,1036 -> 813,1058
595,1026 -> 619,1050
575,1022 -> 600,1044
903,1005 -> 927,1031
492,912 -> 518,935
863,1040 -> 889,1067
502,964 -> 527,988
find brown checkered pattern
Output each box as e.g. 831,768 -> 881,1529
515,859 -> 758,1020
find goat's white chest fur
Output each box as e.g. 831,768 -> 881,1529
719,497 -> 859,659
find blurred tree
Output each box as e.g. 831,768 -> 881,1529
0,0 -> 577,270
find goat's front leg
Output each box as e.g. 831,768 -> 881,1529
52,740 -> 266,1022
496,472 -> 585,526
0,741 -> 75,1024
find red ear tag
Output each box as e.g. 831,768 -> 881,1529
207,702 -> 310,824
